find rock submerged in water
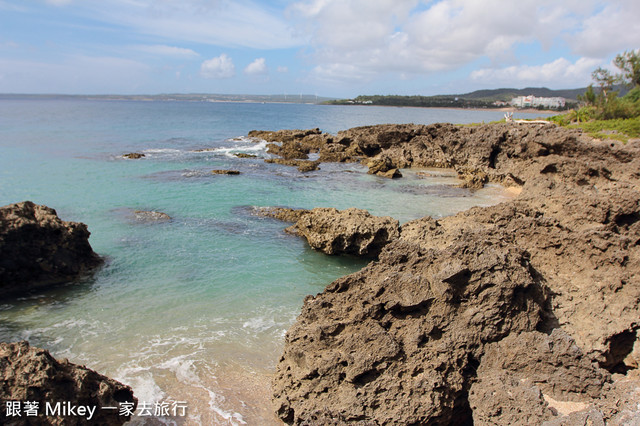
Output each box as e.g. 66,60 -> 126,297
0,341 -> 137,425
234,153 -> 257,158
133,210 -> 171,222
252,206 -> 310,223
264,158 -> 320,173
122,152 -> 145,159
211,169 -> 241,175
0,201 -> 103,299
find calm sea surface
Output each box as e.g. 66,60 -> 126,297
0,100 -> 551,424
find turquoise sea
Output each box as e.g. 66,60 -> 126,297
0,100 -> 551,425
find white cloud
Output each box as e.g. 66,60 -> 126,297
567,0 -> 640,57
200,54 -> 235,79
277,66 -> 289,73
470,57 -> 601,87
45,0 -> 73,5
133,45 -> 199,58
244,58 -> 268,75
288,0 -> 637,87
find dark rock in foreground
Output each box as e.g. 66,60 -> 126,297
0,201 -> 103,299
0,341 -> 137,425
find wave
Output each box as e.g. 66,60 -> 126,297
124,137 -> 270,162
193,139 -> 269,158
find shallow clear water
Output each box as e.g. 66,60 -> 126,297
0,100 -> 549,424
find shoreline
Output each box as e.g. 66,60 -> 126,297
4,114 -> 637,425
263,122 -> 640,424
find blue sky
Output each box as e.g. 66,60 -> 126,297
0,0 -> 638,97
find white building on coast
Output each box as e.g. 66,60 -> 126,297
510,95 -> 566,109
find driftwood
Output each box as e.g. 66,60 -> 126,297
504,112 -> 553,125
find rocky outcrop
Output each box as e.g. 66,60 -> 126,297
250,122 -> 611,188
234,153 -> 257,158
0,341 -> 137,425
272,124 -> 640,424
249,128 -> 330,165
122,152 -> 145,159
365,155 -> 402,178
274,235 -> 547,424
285,208 -> 400,258
211,169 -> 240,175
0,201 -> 103,299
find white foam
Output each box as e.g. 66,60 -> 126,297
206,389 -> 246,425
196,138 -> 269,158
143,148 -> 183,154
156,356 -> 201,386
116,367 -> 165,404
242,316 -> 276,333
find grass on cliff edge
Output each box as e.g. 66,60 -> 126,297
570,117 -> 640,143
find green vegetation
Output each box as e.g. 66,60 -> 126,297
327,94 -> 495,108
327,88 -> 578,110
549,50 -> 640,143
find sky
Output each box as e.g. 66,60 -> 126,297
0,0 -> 639,97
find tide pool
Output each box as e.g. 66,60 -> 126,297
0,100 -> 550,424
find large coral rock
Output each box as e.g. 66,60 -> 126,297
273,237 -> 547,424
287,208 -> 400,258
0,201 -> 103,298
0,341 -> 137,425
469,330 -> 610,425
366,155 -> 402,178
272,124 -> 640,424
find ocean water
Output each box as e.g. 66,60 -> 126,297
0,100 -> 551,425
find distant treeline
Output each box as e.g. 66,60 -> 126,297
327,94 -> 576,110
327,95 -> 500,109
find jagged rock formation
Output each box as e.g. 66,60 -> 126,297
271,123 -> 640,424
269,207 -> 400,258
0,341 -> 137,425
365,155 -> 402,178
0,201 -> 103,299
